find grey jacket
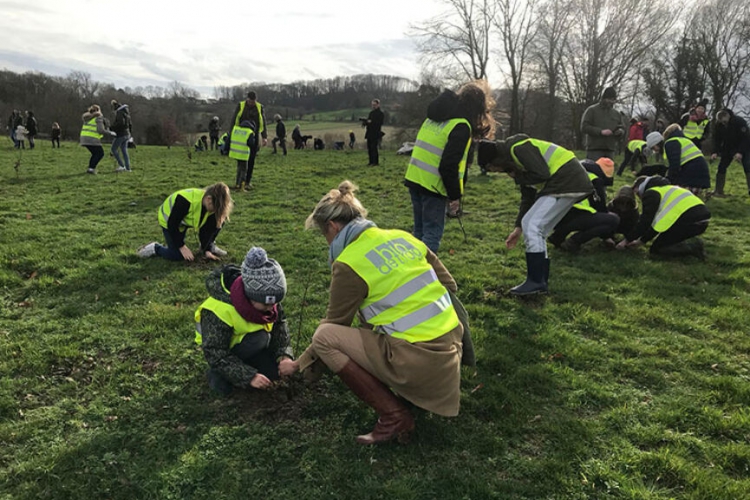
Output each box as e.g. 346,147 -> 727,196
79,111 -> 113,146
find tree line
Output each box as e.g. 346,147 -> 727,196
412,0 -> 750,147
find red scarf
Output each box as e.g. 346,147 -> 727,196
229,276 -> 278,325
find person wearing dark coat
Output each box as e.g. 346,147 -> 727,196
404,81 -> 494,254
25,111 -> 38,149
653,125 -> 711,194
291,124 -> 303,149
51,122 -> 61,147
231,91 -> 267,186
271,114 -> 287,155
710,108 -> 750,197
478,135 -> 594,295
110,100 -> 133,171
616,176 -> 710,258
364,99 -> 384,166
194,247 -> 294,396
548,158 -> 620,252
580,87 -> 626,161
208,116 -> 220,151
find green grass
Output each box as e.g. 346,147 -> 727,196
1,141 -> 749,499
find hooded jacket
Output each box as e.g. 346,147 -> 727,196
404,90 -> 472,200
199,265 -> 292,387
712,109 -> 750,157
111,104 -> 132,137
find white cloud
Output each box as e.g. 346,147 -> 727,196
0,0 -> 446,95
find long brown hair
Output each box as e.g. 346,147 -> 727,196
203,182 -> 233,227
457,80 -> 496,139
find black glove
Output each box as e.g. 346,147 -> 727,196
477,140 -> 498,167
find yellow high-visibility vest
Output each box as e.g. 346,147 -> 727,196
510,138 -> 577,190
573,172 -> 599,213
80,118 -> 102,140
157,188 -> 210,230
650,185 -> 704,232
234,101 -> 265,135
229,126 -> 254,160
663,137 -> 703,165
195,298 -> 271,348
628,140 -> 646,154
404,118 -> 471,197
683,118 -> 709,140
335,227 -> 459,343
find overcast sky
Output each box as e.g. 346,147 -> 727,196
0,0 -> 447,96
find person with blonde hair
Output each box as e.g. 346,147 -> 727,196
404,79 -> 496,253
79,104 -> 115,174
279,180 -> 465,445
137,182 -> 234,262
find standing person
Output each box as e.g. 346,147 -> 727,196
627,117 -> 645,142
229,120 -> 256,191
12,110 -> 24,148
14,123 -> 27,149
208,116 -> 220,151
580,86 -> 626,161
680,99 -> 710,150
271,114 -> 287,156
136,183 -> 233,262
364,99 -> 384,166
79,104 -> 114,174
195,246 -> 294,395
110,100 -> 132,172
651,125 -> 711,195
283,180 -> 464,445
51,122 -> 61,148
7,110 -> 19,147
616,176 -> 710,258
710,108 -> 750,197
232,91 -> 267,188
292,124 -> 303,149
404,80 -> 495,254
655,119 -> 666,134
349,130 -> 355,149
477,135 -> 594,295
24,111 -> 37,149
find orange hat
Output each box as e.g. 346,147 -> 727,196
595,157 -> 615,177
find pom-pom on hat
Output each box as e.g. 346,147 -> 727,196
241,247 -> 287,305
646,131 -> 663,150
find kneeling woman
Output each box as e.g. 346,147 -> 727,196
195,247 -> 295,394
616,175 -> 711,258
137,182 -> 233,261
288,180 -> 464,445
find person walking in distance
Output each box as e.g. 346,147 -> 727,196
271,114 -> 287,156
231,91 -> 267,188
364,99 -> 384,166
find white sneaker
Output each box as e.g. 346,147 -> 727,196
136,242 -> 157,258
86,168 -> 96,174
115,166 -> 128,172
209,244 -> 227,257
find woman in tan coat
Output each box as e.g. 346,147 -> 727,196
281,180 -> 463,445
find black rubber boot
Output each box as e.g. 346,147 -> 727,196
510,252 -> 548,296
543,258 -> 550,288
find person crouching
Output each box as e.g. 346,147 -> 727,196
195,247 -> 295,395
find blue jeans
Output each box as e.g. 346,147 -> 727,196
111,135 -> 131,170
409,187 -> 447,254
155,228 -> 186,261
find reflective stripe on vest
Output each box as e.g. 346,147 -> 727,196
404,118 -> 471,197
235,101 -> 264,135
650,185 -> 704,232
664,137 -> 703,165
572,172 -> 599,214
157,188 -> 210,230
627,140 -> 646,154
218,133 -> 228,146
229,126 -> 254,160
335,228 -> 459,343
80,118 -> 102,139
683,118 -> 709,140
510,138 -> 576,190
194,297 -> 272,348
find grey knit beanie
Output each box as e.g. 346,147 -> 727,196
241,247 -> 287,304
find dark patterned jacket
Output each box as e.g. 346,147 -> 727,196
199,265 -> 293,387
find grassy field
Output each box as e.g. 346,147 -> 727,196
1,141 -> 749,499
284,120 -> 403,150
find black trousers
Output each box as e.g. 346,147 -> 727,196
209,135 -> 219,150
550,210 -> 620,245
367,137 -> 379,165
650,220 -> 709,254
244,137 -> 259,184
85,145 -> 104,170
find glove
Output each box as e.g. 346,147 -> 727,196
477,140 -> 499,167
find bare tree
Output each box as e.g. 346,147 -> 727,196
66,71 -> 100,102
492,0 -> 539,134
688,0 -> 750,110
558,0 -> 677,147
410,0 -> 495,85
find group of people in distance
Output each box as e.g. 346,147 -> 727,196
6,109 -> 38,149
122,80 -> 744,446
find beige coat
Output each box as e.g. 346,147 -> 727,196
299,248 -> 463,417
79,111 -> 111,146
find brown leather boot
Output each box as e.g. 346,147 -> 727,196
335,361 -> 414,445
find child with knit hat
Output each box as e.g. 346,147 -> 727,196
194,246 -> 295,395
